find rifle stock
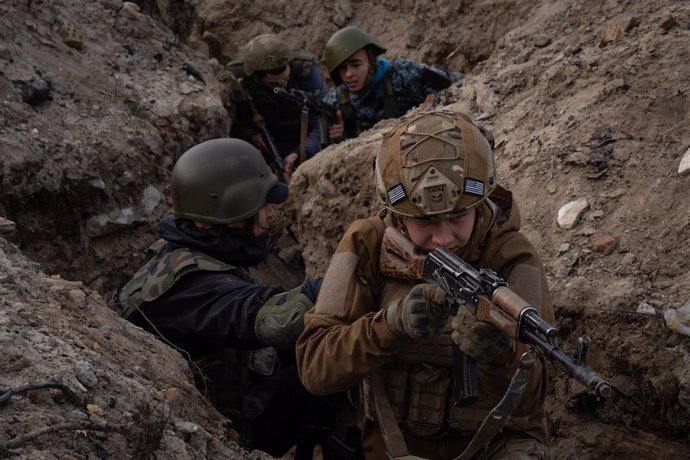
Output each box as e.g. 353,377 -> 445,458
239,81 -> 288,180
380,226 -> 612,399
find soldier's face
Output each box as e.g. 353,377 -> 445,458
260,65 -> 290,89
253,203 -> 277,236
404,208 -> 476,253
337,49 -> 370,92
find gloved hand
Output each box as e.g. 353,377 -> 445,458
254,285 -> 314,349
450,307 -> 513,364
385,283 -> 449,340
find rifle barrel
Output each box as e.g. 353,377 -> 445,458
428,246 -> 613,399
549,346 -> 613,398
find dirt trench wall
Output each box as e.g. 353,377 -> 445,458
0,0 -> 240,292
145,0 -> 539,73
0,237 -> 260,458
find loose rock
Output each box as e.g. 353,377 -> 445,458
120,2 -> 140,20
599,23 -> 624,47
664,303 -> 690,337
557,199 -> 589,229
58,20 -> 83,50
636,301 -> 656,315
0,217 -> 16,236
75,360 -> 99,389
593,234 -> 618,254
678,147 -> 690,176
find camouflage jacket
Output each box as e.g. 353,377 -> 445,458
111,217 -> 326,457
112,217 -> 284,358
324,57 -> 464,135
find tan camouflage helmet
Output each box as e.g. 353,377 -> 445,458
243,34 -> 293,76
375,110 -> 496,219
324,26 -> 386,82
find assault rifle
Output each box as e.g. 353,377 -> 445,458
238,82 -> 287,180
273,87 -> 353,144
380,226 -> 612,403
255,117 -> 286,175
273,87 -> 338,123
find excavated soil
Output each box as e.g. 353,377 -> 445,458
1,0 -> 689,458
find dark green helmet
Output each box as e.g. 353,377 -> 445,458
171,138 -> 287,225
324,26 -> 386,82
243,34 -> 293,77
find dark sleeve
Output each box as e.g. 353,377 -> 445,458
303,64 -> 328,98
139,271 -> 283,354
230,99 -> 259,142
298,66 -> 329,157
304,113 -> 324,157
395,59 -> 461,103
300,276 -> 324,303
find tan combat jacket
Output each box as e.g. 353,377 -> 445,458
296,186 -> 556,458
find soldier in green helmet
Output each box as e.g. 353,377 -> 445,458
110,138 -> 349,457
297,111 -> 554,459
231,34 -> 328,176
323,26 -> 464,140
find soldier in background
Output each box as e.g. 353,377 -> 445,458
296,111 -> 553,459
323,26 -> 464,140
111,138 -> 331,457
231,34 -> 328,176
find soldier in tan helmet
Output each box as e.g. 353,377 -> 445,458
231,33 -> 328,176
296,110 -> 555,459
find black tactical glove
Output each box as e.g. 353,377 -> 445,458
450,307 -> 513,364
385,283 -> 449,340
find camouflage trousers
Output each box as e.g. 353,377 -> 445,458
483,436 -> 549,460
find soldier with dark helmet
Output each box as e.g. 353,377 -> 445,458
231,34 -> 328,176
323,26 -> 464,140
110,138 -> 330,457
296,110 -> 554,459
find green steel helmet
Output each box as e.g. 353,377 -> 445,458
243,34 -> 293,77
324,26 -> 386,81
171,138 -> 288,225
375,110 -> 496,219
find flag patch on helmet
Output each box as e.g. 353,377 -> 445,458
464,178 -> 485,197
387,184 -> 407,205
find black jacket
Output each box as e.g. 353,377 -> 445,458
131,217 -> 309,359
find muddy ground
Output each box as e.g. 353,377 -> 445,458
1,0 -> 689,458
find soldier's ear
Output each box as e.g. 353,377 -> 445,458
194,221 -> 213,229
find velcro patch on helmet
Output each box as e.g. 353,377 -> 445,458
388,184 -> 407,205
464,178 -> 485,197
